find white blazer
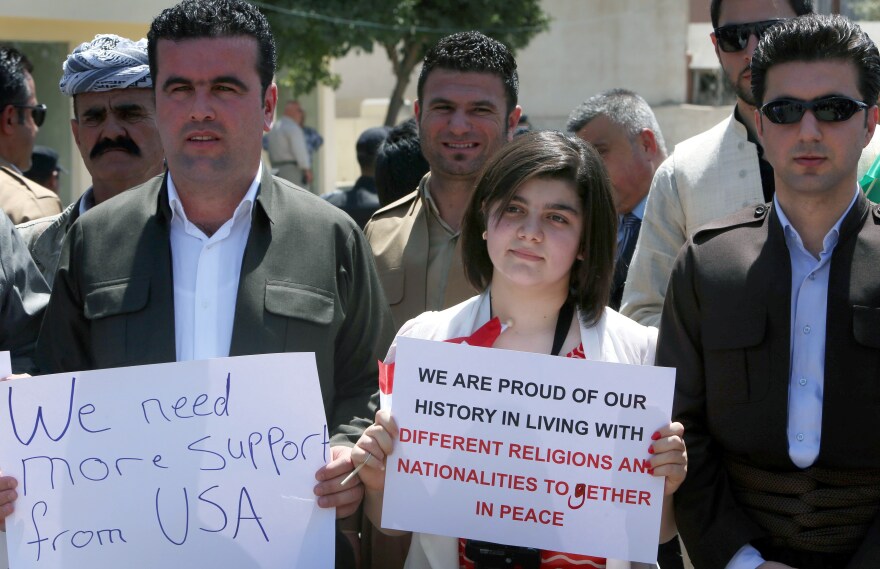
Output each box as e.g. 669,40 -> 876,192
381,292 -> 660,569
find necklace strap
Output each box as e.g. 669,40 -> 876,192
551,299 -> 575,356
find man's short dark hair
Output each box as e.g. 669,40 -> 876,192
566,88 -> 667,156
461,130 -> 617,327
416,31 -> 518,115
710,0 -> 813,28
375,118 -> 430,207
0,46 -> 34,120
148,0 -> 276,96
751,14 -> 880,107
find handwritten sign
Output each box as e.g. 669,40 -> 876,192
382,337 -> 675,563
0,354 -> 333,569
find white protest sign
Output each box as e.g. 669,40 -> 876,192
382,337 -> 675,563
0,354 -> 334,569
1,351 -> 10,569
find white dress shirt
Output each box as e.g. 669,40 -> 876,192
167,165 -> 261,361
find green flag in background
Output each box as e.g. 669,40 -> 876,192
861,153 -> 880,202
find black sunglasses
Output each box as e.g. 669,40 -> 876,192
761,96 -> 870,125
12,103 -> 47,127
714,19 -> 783,52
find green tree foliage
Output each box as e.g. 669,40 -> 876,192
257,0 -> 550,125
845,0 -> 880,19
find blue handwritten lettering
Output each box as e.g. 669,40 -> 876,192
197,485 -> 228,533
155,487 -> 189,545
8,378 -> 76,445
77,403 -> 110,434
21,456 -> 74,496
187,436 -> 227,471
233,486 -> 268,542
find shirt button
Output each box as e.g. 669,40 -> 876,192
739,169 -> 747,178
808,273 -> 815,280
796,433 -> 805,442
803,325 -> 811,334
738,142 -> 745,151
798,378 -> 807,387
202,301 -> 209,309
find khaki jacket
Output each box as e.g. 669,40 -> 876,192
0,165 -> 61,224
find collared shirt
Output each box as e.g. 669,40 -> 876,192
78,187 -> 96,217
0,157 -> 22,175
422,177 -> 470,311
617,194 -> 647,244
734,106 -> 776,201
726,186 -> 858,569
167,164 -> 261,361
777,188 -> 857,468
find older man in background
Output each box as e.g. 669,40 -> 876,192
16,34 -> 164,288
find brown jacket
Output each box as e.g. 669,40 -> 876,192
0,165 -> 61,224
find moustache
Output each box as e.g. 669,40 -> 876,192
90,136 -> 141,160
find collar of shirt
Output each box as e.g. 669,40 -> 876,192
773,186 -> 858,263
78,187 -> 96,217
617,194 -> 647,243
0,157 -> 22,174
167,163 -> 262,241
420,174 -> 459,236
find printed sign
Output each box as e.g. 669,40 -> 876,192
382,337 -> 675,563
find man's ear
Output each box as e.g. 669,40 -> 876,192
263,83 -> 279,133
414,99 -> 421,122
0,105 -> 17,135
754,108 -> 765,144
70,118 -> 81,146
506,105 -> 523,141
711,31 -> 721,63
865,105 -> 879,148
637,128 -> 659,159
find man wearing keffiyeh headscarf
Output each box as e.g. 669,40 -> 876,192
16,34 -> 165,289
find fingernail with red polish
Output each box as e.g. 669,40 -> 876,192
651,432 -> 661,441
648,446 -> 654,454
648,468 -> 654,475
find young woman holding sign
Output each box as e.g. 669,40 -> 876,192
351,131 -> 686,569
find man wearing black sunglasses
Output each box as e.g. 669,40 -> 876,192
620,1 -> 822,328
661,14 -> 880,569
0,45 -> 61,224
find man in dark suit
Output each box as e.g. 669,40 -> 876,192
323,125 -> 390,229
31,1 -> 391,565
660,15 -> 880,569
567,89 -> 666,311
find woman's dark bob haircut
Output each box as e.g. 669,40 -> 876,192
460,130 -> 617,326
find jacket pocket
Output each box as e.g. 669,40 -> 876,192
377,266 -> 404,305
265,280 -> 334,325
853,305 -> 880,349
701,305 -> 769,404
84,278 -> 150,320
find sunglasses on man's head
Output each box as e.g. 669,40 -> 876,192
714,19 -> 784,52
760,96 -> 870,125
12,103 -> 47,127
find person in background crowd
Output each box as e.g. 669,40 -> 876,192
366,31 -> 522,330
16,34 -> 165,288
0,45 -> 61,223
662,14 -> 880,569
568,88 -> 667,311
621,0 -> 818,327
267,99 -> 312,189
374,117 -> 429,207
323,125 -> 390,229
23,145 -> 65,194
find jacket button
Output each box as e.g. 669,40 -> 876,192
754,205 -> 766,216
